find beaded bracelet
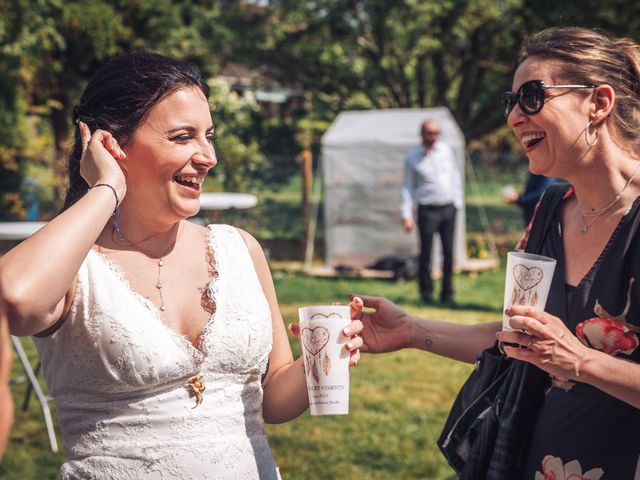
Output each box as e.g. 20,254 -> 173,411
90,183 -> 123,241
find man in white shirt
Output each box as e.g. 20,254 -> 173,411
401,120 -> 463,304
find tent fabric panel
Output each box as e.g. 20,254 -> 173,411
322,107 -> 467,270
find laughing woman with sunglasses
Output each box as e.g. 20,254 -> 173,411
352,27 -> 640,478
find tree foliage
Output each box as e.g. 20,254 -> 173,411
226,0 -> 640,141
207,78 -> 264,191
0,0 -> 238,216
227,0 -> 530,140
3,0 -> 640,218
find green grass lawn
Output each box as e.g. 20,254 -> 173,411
1,266 -> 505,479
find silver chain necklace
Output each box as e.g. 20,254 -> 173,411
577,162 -> 640,233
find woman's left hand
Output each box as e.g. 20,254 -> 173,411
496,305 -> 590,382
288,298 -> 365,367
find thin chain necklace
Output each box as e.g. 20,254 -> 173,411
112,222 -> 183,312
577,162 -> 640,233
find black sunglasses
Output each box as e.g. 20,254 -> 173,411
502,79 -> 596,118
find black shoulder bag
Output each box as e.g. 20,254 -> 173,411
437,183 -> 570,476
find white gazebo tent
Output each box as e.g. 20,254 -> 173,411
321,107 -> 467,273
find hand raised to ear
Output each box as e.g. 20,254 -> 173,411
78,122 -> 127,199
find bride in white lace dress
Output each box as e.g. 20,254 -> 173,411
0,52 -> 363,479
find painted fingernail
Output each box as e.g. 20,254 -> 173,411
343,327 -> 351,335
346,342 -> 353,349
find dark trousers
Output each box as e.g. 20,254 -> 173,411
417,204 -> 456,301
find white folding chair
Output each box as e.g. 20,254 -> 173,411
10,335 -> 58,452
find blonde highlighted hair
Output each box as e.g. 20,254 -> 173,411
519,27 -> 640,154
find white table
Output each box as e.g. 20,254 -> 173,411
0,194 -> 257,241
199,192 -> 257,210
0,222 -> 47,241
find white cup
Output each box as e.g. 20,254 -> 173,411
298,305 -> 350,415
502,251 -> 557,331
502,185 -> 517,197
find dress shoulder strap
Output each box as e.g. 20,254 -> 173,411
524,183 -> 572,254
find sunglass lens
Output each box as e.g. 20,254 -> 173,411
519,81 -> 544,114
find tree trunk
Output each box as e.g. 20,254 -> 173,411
301,149 -> 313,260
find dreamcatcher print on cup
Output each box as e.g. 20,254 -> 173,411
502,252 -> 557,331
302,322 -> 331,383
298,305 -> 351,415
512,264 -> 544,306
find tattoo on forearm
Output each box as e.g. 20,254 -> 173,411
424,338 -> 433,349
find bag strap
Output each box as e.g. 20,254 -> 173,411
524,183 -> 571,254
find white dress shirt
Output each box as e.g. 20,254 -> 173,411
400,142 -> 463,220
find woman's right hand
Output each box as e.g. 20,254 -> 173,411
350,295 -> 412,353
78,121 -> 127,199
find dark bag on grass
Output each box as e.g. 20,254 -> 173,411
437,183 -> 570,478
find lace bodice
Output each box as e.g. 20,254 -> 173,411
34,225 -> 280,479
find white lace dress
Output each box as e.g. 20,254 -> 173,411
34,225 -> 281,479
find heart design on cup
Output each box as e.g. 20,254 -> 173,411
310,312 -> 342,320
513,264 -> 544,291
302,327 -> 330,355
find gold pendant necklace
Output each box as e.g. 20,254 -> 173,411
110,221 -> 206,408
156,258 -> 165,311
113,222 -> 182,312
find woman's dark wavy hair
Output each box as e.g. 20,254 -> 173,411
63,51 -> 210,211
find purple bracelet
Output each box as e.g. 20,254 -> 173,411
90,183 -> 122,241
